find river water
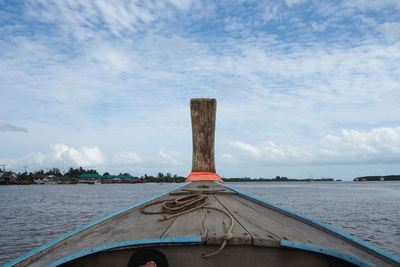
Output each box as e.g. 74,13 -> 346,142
0,182 -> 399,265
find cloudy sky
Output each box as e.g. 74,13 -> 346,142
1,0 -> 399,180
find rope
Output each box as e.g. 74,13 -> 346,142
201,206 -> 234,258
140,193 -> 234,258
141,194 -> 209,220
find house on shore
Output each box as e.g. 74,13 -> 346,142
101,173 -> 138,184
0,171 -> 18,184
77,173 -> 139,184
77,173 -> 102,184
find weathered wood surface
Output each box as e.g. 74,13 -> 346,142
163,194 -> 252,245
190,98 -> 216,173
214,193 -> 393,266
17,181 -> 396,267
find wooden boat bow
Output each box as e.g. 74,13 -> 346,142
5,98 -> 400,267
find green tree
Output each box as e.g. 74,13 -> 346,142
35,169 -> 44,175
46,168 -> 62,176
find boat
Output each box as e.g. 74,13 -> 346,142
5,99 -> 400,267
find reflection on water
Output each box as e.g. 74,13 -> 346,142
0,182 -> 399,265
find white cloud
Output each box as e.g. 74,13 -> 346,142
231,140 -> 311,163
220,153 -> 233,160
158,149 -> 183,165
0,144 -> 145,173
319,127 -> 400,162
169,0 -> 192,10
91,46 -> 133,72
344,0 -> 400,11
25,152 -> 46,165
230,141 -> 259,157
22,0 -> 184,40
285,0 -> 308,8
113,151 -> 142,165
262,2 -> 282,22
379,22 -> 400,41
231,126 -> 400,165
311,21 -> 328,32
0,152 -> 45,171
50,144 -> 104,167
51,144 -> 69,161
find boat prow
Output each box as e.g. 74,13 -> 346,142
6,99 -> 400,267
6,180 -> 400,267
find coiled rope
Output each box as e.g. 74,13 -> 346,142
141,193 -> 234,258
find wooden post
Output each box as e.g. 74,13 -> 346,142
185,98 -> 223,183
190,98 -> 217,173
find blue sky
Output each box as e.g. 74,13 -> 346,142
1,0 -> 400,180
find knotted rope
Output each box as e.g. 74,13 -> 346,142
201,206 -> 234,258
141,194 -> 209,220
140,193 -> 234,258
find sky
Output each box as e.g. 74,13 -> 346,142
0,0 -> 399,180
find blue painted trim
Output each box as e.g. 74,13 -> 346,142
4,182 -> 191,267
218,182 -> 400,264
48,236 -> 202,267
281,240 -> 372,267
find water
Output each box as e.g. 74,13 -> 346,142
0,182 -> 399,265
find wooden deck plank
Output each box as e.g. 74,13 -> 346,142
162,194 -> 252,245
216,194 -> 329,245
215,191 -> 393,266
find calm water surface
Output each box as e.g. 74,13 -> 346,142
0,182 -> 399,265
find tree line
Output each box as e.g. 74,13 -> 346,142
16,167 -> 186,183
224,176 -> 335,182
14,168 -> 339,184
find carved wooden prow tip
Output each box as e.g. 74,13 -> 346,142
185,98 -> 223,183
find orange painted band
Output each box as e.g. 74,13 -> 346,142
185,172 -> 224,183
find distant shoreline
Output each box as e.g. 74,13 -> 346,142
223,177 -> 336,182
353,175 -> 400,181
2,167 -> 400,185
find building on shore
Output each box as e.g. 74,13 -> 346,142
0,171 -> 18,184
77,173 -> 102,184
77,173 -> 139,184
101,173 -> 139,183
